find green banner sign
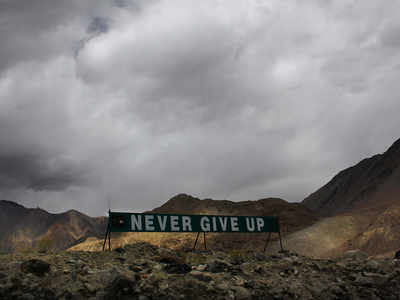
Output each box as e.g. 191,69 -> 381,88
108,212 -> 280,233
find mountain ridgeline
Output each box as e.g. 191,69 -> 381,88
152,194 -> 318,233
0,200 -> 107,253
293,137 -> 400,257
303,138 -> 400,216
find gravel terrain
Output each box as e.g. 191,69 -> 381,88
0,243 -> 400,299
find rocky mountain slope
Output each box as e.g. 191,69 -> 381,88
0,200 -> 107,253
303,138 -> 400,216
283,138 -> 400,258
70,194 -> 318,252
1,242 -> 400,300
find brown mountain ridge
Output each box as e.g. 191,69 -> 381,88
281,137 -> 400,258
303,138 -> 400,216
0,200 -> 107,253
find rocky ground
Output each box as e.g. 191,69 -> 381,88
0,243 -> 400,299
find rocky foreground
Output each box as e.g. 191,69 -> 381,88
0,243 -> 400,300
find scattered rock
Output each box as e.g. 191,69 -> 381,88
231,286 -> 251,300
354,274 -> 373,286
129,265 -> 143,272
0,242 -> 399,299
362,272 -> 388,286
157,249 -> 185,265
114,247 -> 125,254
189,270 -> 213,282
115,257 -> 126,263
343,249 -> 368,261
240,262 -> 255,274
207,259 -> 230,273
0,272 -> 7,280
194,264 -> 207,272
20,259 -> 50,276
103,275 -> 137,300
84,282 -> 99,294
164,263 -> 191,274
365,259 -> 380,271
253,252 -> 266,262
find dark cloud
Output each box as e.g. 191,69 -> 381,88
87,17 -> 110,34
75,16 -> 112,56
0,0 -> 125,73
0,0 -> 80,72
0,0 -> 400,216
0,154 -> 84,191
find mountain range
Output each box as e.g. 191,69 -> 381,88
0,200 -> 106,253
1,138 -> 399,257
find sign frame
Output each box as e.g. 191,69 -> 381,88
102,210 -> 283,251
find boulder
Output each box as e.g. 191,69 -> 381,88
20,259 -> 50,276
164,263 -> 191,274
207,259 -> 231,273
343,249 -> 368,261
103,275 -> 137,300
157,249 -> 185,265
0,272 -> 7,280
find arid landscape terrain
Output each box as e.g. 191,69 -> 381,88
2,242 -> 400,300
0,200 -> 107,253
1,138 -> 400,259
2,1 -> 400,298
1,138 -> 400,299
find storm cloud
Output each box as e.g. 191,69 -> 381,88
1,0 -> 400,216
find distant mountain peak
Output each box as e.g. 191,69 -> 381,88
65,209 -> 81,215
385,137 -> 400,155
303,137 -> 400,216
0,201 -> 107,252
168,193 -> 199,201
0,200 -> 25,209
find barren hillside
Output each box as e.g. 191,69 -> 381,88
0,200 -> 107,252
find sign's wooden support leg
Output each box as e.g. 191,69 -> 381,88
193,232 -> 200,250
263,232 -> 272,252
102,225 -> 110,252
104,210 -> 112,252
108,230 -> 111,251
278,231 -> 283,251
203,232 -> 207,250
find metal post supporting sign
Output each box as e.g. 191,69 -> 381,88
263,230 -> 284,252
192,232 -> 207,250
102,210 -> 112,251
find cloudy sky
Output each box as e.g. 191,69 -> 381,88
1,0 -> 400,216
